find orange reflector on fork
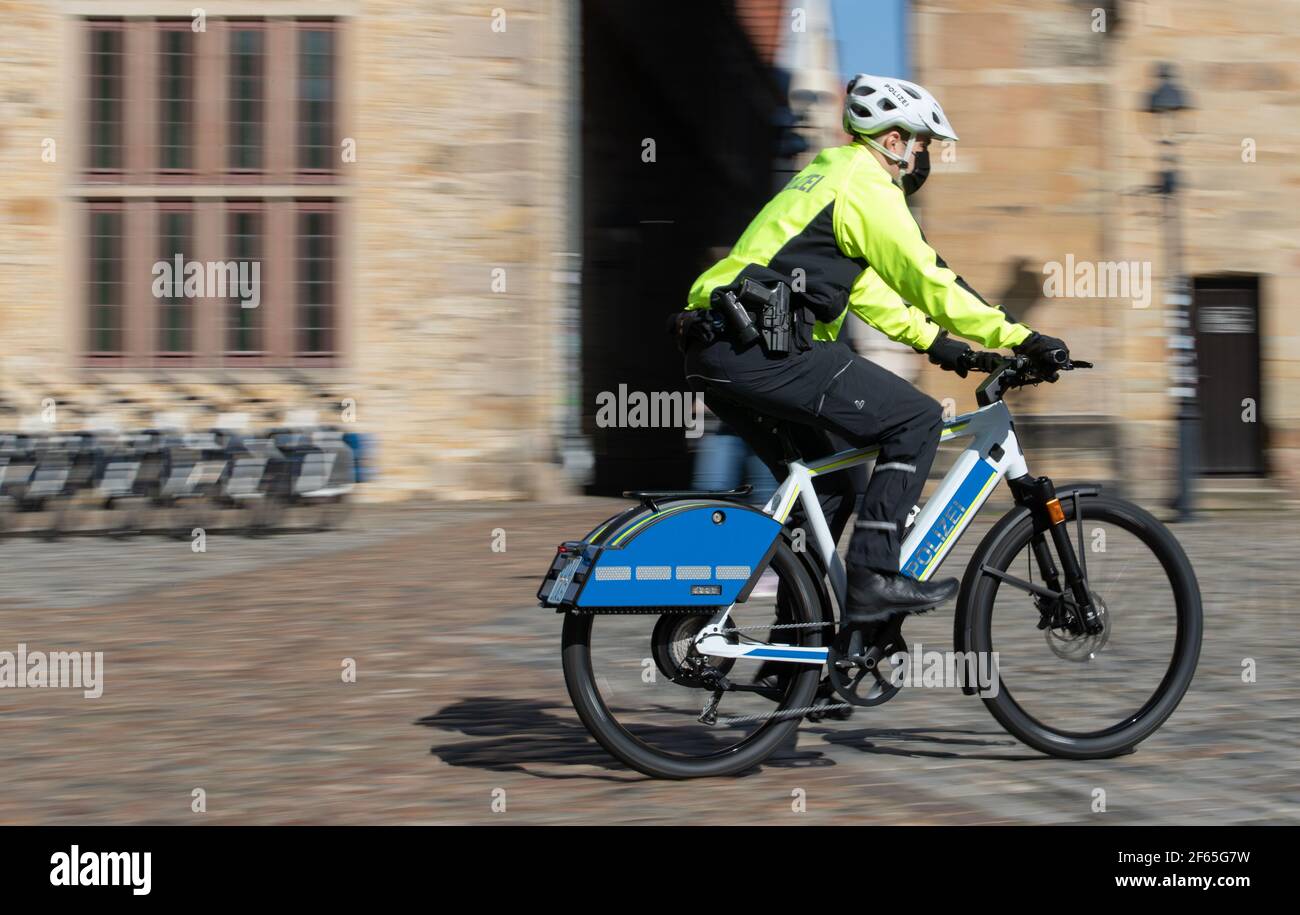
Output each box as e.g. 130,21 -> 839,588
1046,498 -> 1065,525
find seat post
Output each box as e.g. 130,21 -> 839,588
775,426 -> 801,464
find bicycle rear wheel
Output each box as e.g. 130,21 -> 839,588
966,493 -> 1202,758
561,538 -> 828,778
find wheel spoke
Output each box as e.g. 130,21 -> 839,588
1100,556 -> 1133,593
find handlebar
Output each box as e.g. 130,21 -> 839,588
960,349 -> 1093,407
962,349 -> 1092,376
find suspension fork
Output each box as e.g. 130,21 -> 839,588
1008,475 -> 1103,634
1030,535 -> 1062,593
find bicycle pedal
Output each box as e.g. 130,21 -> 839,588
835,653 -> 871,669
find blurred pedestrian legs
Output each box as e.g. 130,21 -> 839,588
692,421 -> 778,508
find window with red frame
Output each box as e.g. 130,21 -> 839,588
79,18 -> 344,366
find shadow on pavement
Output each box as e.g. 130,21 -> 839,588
419,699 -> 1042,779
418,697 -> 637,781
811,724 -> 1042,761
418,697 -> 835,779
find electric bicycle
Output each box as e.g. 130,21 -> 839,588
540,352 -> 1203,778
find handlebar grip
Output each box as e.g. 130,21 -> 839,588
1048,348 -> 1070,365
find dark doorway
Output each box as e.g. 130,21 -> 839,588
1193,275 -> 1264,475
579,1 -> 783,494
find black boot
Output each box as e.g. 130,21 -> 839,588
845,567 -> 959,624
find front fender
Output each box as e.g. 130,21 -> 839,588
953,482 -> 1102,695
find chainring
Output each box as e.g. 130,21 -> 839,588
826,620 -> 907,707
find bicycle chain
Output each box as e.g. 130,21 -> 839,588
715,701 -> 853,727
711,621 -> 847,726
720,621 -> 833,634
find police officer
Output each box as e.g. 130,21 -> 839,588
675,74 -> 1069,624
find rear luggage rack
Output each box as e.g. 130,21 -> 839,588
622,485 -> 752,511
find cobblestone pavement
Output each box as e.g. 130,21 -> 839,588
0,497 -> 1296,824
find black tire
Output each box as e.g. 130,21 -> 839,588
967,494 -> 1202,759
562,538 -> 827,779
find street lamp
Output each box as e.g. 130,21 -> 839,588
1145,62 -> 1198,522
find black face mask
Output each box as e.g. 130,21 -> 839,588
901,148 -> 930,197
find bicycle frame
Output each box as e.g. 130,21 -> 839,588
694,399 -> 1028,665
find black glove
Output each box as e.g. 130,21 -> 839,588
668,310 -> 715,353
925,331 -> 972,378
1013,331 -> 1069,382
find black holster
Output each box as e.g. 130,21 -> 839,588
737,279 -> 814,355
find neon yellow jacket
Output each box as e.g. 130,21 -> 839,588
686,142 -> 1031,350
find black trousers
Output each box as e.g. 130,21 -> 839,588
685,335 -> 943,573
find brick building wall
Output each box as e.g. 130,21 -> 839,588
912,0 -> 1300,500
0,0 -> 571,501
354,0 -> 569,499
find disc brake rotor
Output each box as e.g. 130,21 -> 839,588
1045,591 -> 1110,661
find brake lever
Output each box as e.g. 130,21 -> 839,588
963,351 -> 1005,375
1022,357 -> 1091,384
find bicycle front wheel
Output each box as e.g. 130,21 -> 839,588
561,538 -> 828,779
967,493 -> 1202,759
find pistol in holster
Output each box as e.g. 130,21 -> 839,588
738,278 -> 792,356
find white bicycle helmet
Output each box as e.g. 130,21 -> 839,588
843,73 -> 958,170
